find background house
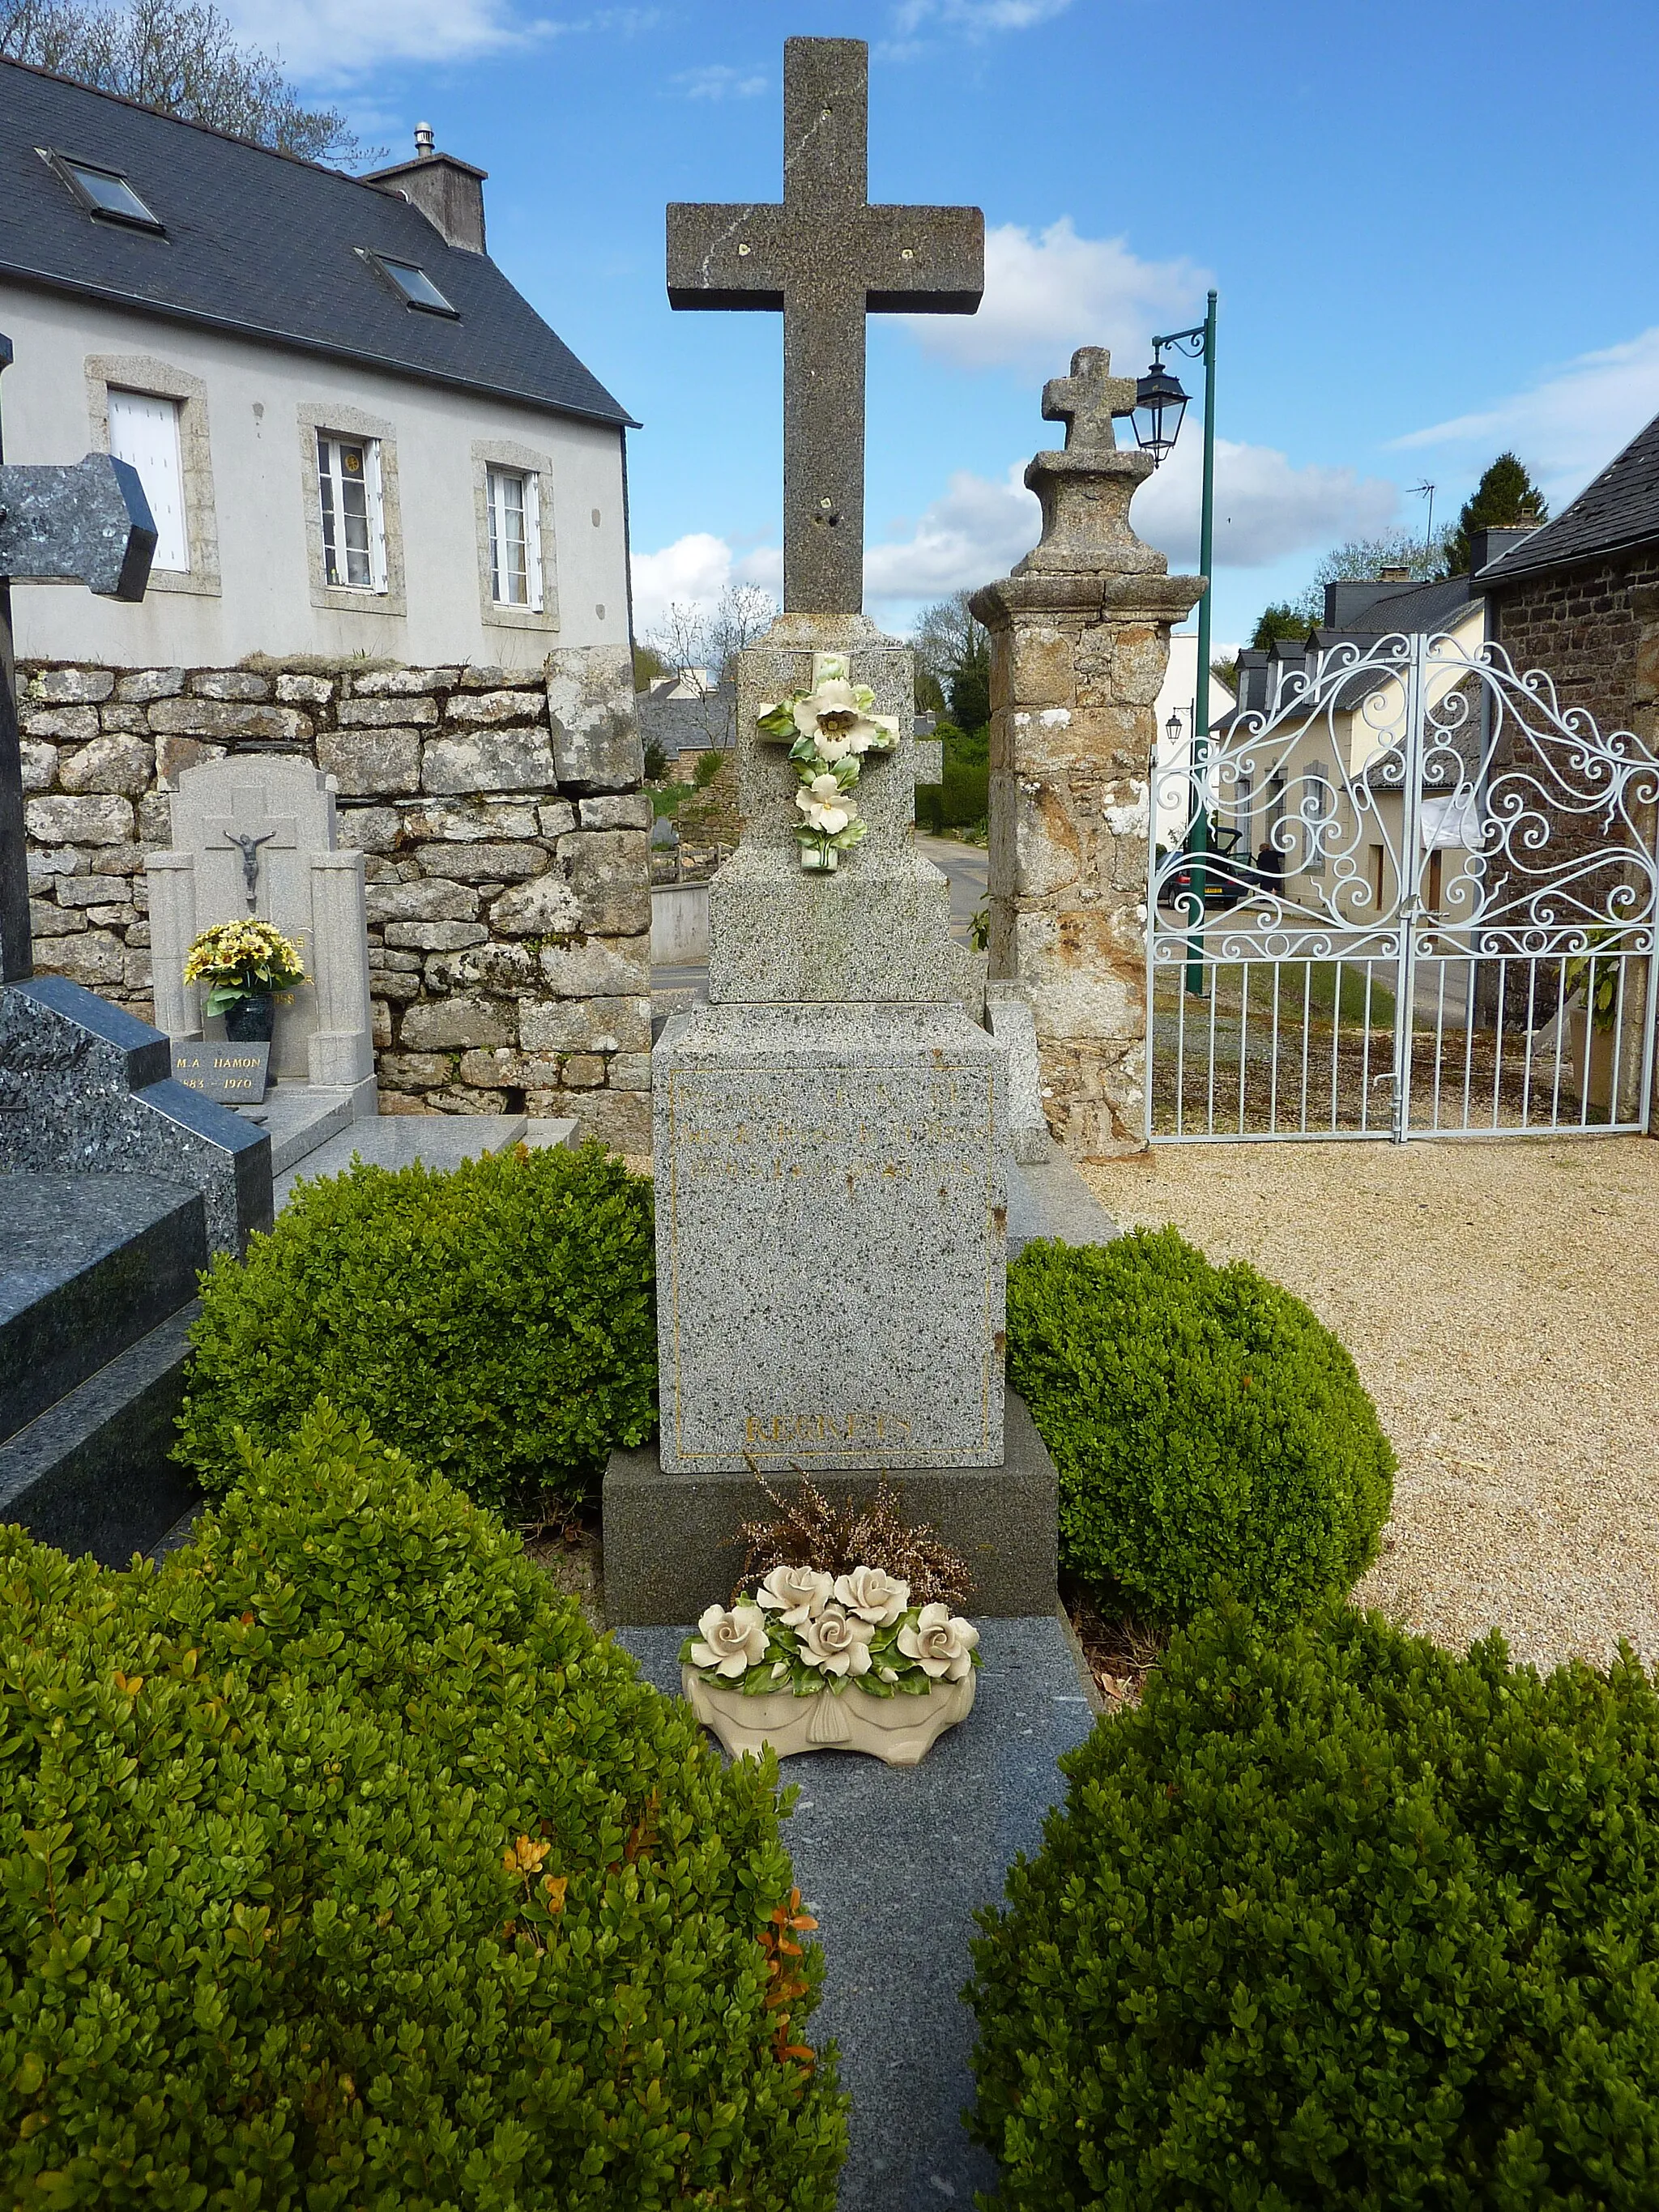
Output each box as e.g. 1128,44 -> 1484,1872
637,667 -> 736,780
0,62 -> 635,668
1475,416 -> 1659,752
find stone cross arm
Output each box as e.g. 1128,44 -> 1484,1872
0,454 -> 157,600
1042,347 -> 1139,453
667,199 -> 983,314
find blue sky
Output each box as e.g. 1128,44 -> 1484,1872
232,0 -> 1659,652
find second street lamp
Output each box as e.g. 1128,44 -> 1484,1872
1119,289 -> 1218,997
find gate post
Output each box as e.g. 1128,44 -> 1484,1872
971,349 -> 1202,1160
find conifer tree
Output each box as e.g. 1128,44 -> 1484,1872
1442,453 -> 1547,575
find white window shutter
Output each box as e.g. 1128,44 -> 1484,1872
365,440 -> 388,593
524,471 -> 544,612
108,389 -> 189,573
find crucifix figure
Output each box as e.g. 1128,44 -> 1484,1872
667,37 -> 983,616
1042,346 -> 1139,452
203,783 -> 297,913
0,330 -> 157,983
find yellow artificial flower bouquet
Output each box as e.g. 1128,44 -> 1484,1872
183,919 -> 307,1017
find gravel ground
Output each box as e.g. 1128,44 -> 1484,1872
1080,1136 -> 1659,1675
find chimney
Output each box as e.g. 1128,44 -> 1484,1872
365,126 -> 488,255
1468,524 -> 1541,578
1378,564 -> 1410,582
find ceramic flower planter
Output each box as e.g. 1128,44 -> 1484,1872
683,1664 -> 975,1767
681,1565 -> 982,1767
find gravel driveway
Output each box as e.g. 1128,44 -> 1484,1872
1081,1136 -> 1659,1674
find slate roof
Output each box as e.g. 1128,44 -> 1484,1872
1324,574 -> 1478,636
0,58 -> 633,427
1476,410 -> 1659,584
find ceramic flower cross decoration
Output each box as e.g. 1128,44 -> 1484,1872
756,650 -> 899,872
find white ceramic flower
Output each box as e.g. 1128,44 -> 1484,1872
756,1563 -> 834,1626
792,676 -> 898,762
795,774 -> 856,837
898,1602 -> 980,1682
834,1563 -> 911,1627
689,1601 -> 768,1679
796,1603 -> 874,1678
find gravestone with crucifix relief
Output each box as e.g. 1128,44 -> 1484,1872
609,38 -> 1056,1629
147,757 -> 376,1110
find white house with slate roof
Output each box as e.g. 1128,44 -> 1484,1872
0,61 -> 636,668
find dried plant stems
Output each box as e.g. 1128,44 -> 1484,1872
733,1459 -> 972,1610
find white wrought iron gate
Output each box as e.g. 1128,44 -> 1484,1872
1146,633 -> 1659,1142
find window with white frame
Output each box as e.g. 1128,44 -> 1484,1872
107,388 -> 190,572
317,432 -> 386,591
486,464 -> 543,610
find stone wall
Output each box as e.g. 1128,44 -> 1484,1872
1485,548 -> 1659,746
970,347 -> 1201,1161
19,653 -> 650,1148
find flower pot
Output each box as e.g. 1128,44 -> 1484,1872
800,845 -> 839,873
223,994 -> 275,1043
682,1665 -> 975,1767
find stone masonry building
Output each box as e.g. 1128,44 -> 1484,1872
2,63 -> 651,1140
20,654 -> 650,1146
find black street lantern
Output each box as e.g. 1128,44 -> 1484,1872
1131,356 -> 1191,467
1166,707 -> 1184,749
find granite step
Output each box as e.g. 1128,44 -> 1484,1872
0,1173 -> 207,1444
0,1299 -> 199,1566
233,1084 -> 359,1174
618,1615 -> 1098,2210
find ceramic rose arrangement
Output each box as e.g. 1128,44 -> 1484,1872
756,651 -> 899,873
683,1563 -> 979,1704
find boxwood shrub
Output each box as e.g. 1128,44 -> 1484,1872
968,1600 -> 1659,2210
1,1404 -> 847,2209
176,1140 -> 656,1510
1008,1230 -> 1393,1623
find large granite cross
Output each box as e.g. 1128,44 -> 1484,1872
667,37 -> 983,617
0,332 -> 157,982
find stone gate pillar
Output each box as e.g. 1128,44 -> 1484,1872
972,347 -> 1203,1160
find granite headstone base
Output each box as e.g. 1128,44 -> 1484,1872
654,999 -> 1008,1474
603,1385 -> 1057,1623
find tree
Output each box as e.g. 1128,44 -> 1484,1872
912,590 -> 991,734
642,586 -> 778,752
1,0 -> 371,164
1442,453 -> 1547,576
633,641 -> 668,692
1248,603 -> 1314,652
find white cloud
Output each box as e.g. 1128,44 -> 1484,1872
864,465 -> 1038,603
892,0 -> 1073,34
1390,326 -> 1659,510
630,533 -> 779,637
1137,434 -> 1400,573
898,218 -> 1206,377
225,2 -> 659,83
638,434 -> 1396,634
672,62 -> 768,100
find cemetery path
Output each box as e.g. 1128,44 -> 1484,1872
1082,1136 -> 1659,1675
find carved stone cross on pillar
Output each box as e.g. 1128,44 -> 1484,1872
202,782 -> 297,912
667,36 -> 983,616
0,330 -> 156,982
1042,346 -> 1139,452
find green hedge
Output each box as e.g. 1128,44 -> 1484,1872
1,1404 -> 847,2208
969,1600 -> 1659,2210
1008,1230 -> 1393,1624
176,1141 -> 657,1511
915,761 -> 990,833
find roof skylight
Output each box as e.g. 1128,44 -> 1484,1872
43,151 -> 164,232
364,251 -> 458,317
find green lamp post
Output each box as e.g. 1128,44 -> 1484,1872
1122,288 -> 1217,997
